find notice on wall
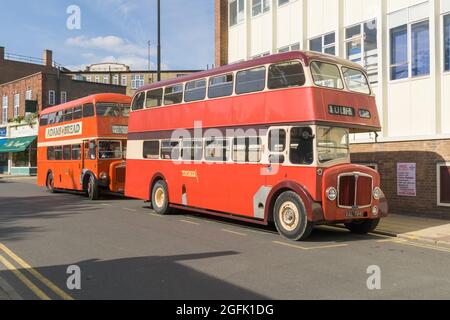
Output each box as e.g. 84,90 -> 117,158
397,163 -> 416,197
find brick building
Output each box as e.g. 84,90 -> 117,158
0,47 -> 126,176
65,62 -> 202,96
215,0 -> 450,218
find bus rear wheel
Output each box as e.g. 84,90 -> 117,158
46,173 -> 56,193
151,180 -> 171,215
87,175 -> 100,201
345,219 -> 380,234
273,191 -> 313,241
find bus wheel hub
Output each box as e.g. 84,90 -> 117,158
155,188 -> 165,208
280,202 -> 299,231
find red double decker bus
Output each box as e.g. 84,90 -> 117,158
37,94 -> 131,200
125,51 -> 388,241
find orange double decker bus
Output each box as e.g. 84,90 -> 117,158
124,51 -> 388,241
37,93 -> 131,200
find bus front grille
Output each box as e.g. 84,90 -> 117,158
338,174 -> 372,208
115,166 -> 126,185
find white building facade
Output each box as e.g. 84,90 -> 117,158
216,0 -> 450,217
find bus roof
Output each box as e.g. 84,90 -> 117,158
136,51 -> 365,94
40,93 -> 131,115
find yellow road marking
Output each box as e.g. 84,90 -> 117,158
179,219 -> 200,226
222,229 -> 247,236
273,241 -> 348,251
0,254 -> 51,300
122,207 -> 137,212
148,213 -> 163,217
100,203 -> 113,207
375,238 -> 450,253
0,243 -> 73,300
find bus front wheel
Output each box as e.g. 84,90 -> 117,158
273,191 -> 314,241
87,175 -> 100,201
151,180 -> 171,215
345,219 -> 380,234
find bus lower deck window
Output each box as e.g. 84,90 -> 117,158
63,145 -> 72,160
143,141 -> 160,159
289,127 -> 314,165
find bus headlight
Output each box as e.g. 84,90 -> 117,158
99,172 -> 108,181
326,187 -> 338,201
373,187 -> 383,200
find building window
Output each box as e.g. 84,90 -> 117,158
390,20 -> 430,80
121,75 -> 127,86
131,75 -> 145,90
309,32 -> 336,55
25,89 -> 32,100
229,0 -> 245,27
438,163 -> 450,206
87,76 -> 92,82
48,90 -> 56,106
345,19 -> 378,83
445,14 -> 450,72
13,94 -> 20,118
278,43 -> 300,53
252,0 -> 270,17
61,91 -> 67,104
278,0 -> 290,6
95,76 -> 100,83
251,52 -> 270,59
113,75 -> 119,85
103,75 -> 110,84
2,96 -> 8,124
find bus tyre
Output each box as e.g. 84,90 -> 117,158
152,180 -> 171,215
345,218 -> 380,234
273,191 -> 313,241
87,175 -> 100,201
46,173 -> 56,193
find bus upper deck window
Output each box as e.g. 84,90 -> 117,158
185,79 -> 207,102
132,92 -> 145,111
145,89 -> 163,108
164,84 -> 184,105
96,103 -> 121,117
73,106 -> 82,120
268,61 -> 306,89
208,74 -> 234,99
310,61 -> 344,89
122,104 -> 131,117
39,114 -> 49,126
83,103 -> 95,118
236,67 -> 266,95
342,67 -> 371,94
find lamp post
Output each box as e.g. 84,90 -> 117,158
157,0 -> 161,82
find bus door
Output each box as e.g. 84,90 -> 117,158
82,140 -> 98,188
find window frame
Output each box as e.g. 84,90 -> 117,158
143,140 -> 161,159
445,13 -> 450,73
48,90 -> 56,106
208,73 -> 234,99
13,93 -> 20,118
235,66 -> 267,95
184,79 -> 207,103
389,18 -> 431,81
309,32 -> 336,55
344,19 -> 378,84
229,0 -> 245,28
437,162 -> 450,207
252,0 -> 271,17
310,60 -> 345,91
1,95 -> 7,124
341,66 -> 371,95
163,84 -> 184,106
268,60 -> 306,90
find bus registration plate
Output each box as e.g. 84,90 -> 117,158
346,210 -> 364,218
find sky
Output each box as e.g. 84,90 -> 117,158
0,0 -> 215,71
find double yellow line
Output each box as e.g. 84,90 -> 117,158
0,243 -> 73,300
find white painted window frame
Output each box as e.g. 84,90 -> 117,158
437,162 -> 450,207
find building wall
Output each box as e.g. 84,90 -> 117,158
217,0 -> 450,217
351,139 -> 450,219
65,70 -> 201,96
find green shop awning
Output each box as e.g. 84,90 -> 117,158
0,136 -> 36,153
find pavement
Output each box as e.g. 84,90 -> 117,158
1,176 -> 450,299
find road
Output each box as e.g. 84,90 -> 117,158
0,177 -> 449,300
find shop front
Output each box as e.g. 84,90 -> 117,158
0,136 -> 37,176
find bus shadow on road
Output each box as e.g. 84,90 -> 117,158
0,251 -> 270,300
